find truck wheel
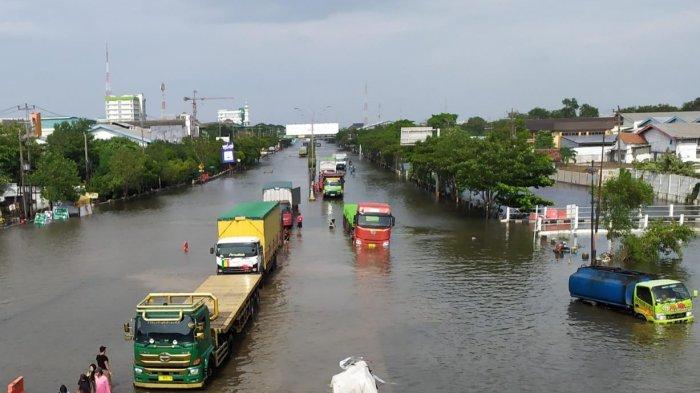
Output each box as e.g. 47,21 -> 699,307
206,356 -> 215,380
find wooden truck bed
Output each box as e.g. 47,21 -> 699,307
195,274 -> 262,333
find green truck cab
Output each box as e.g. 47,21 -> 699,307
124,275 -> 261,388
323,176 -> 344,198
635,280 -> 696,323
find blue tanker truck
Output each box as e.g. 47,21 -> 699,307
569,265 -> 697,323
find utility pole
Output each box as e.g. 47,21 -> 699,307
587,161 -> 597,264
18,103 -> 36,219
616,105 -> 622,168
508,108 -> 516,138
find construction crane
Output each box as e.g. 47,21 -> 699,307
183,90 -> 235,122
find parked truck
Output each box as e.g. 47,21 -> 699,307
569,265 -> 697,323
299,146 -> 308,157
124,274 -> 262,388
212,201 -> 282,274
343,202 -> 395,249
262,181 -> 300,228
323,176 -> 344,198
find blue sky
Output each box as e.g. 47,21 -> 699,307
1,0 -> 699,125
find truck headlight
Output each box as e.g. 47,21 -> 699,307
687,311 -> 693,317
134,367 -> 143,374
188,367 -> 199,376
382,241 -> 389,248
655,314 -> 666,320
355,239 -> 362,246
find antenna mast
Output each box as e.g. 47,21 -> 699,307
160,82 -> 166,119
105,42 -> 111,96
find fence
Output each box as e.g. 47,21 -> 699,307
502,204 -> 700,236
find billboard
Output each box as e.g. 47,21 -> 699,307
285,123 -> 339,136
221,143 -> 235,163
400,127 -> 438,146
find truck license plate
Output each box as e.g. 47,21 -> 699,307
367,243 -> 376,249
158,375 -> 173,382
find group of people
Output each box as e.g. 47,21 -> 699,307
59,346 -> 112,393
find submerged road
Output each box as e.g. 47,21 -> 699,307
2,142 -> 700,392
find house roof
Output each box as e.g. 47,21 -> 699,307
89,124 -> 152,143
526,117 -> 616,132
637,123 -> 700,140
618,132 -> 647,145
561,135 -> 616,146
621,111 -> 700,127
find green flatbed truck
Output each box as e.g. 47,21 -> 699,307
124,274 -> 261,388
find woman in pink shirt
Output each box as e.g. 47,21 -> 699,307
95,368 -> 111,393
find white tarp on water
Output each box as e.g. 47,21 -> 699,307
330,360 -> 378,393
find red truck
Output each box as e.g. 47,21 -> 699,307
343,202 -> 395,248
262,181 -> 300,228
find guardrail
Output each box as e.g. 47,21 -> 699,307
502,204 -> 700,236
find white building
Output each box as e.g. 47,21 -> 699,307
89,124 -> 151,147
637,123 -> 700,162
105,94 -> 146,122
560,135 -> 616,163
400,127 -> 439,146
620,111 -> 700,131
610,133 -> 651,163
217,105 -> 250,126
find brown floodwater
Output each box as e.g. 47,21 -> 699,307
2,142 -> 700,392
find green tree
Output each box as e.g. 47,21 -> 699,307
426,113 -> 458,130
452,132 -> 555,215
600,169 -> 654,239
527,107 -> 550,119
620,221 -> 695,264
461,116 -> 487,135
534,132 -> 554,149
681,97 -> 700,111
634,153 -> 695,177
619,104 -> 678,113
552,98 -> 579,118
579,103 -> 599,117
46,119 -> 95,180
29,152 -> 80,206
109,145 -> 147,197
560,147 -> 577,164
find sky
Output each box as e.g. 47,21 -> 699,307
1,0 -> 699,125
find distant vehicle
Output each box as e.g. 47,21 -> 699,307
125,275 -> 262,389
343,202 -> 395,249
212,201 -> 282,274
262,181 -> 300,228
323,176 -> 344,198
569,265 -> 697,323
299,146 -> 308,157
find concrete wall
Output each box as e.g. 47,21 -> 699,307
554,167 -> 700,203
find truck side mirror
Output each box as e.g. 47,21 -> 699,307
209,247 -> 214,255
694,289 -> 698,298
196,332 -> 205,340
391,216 -> 396,227
123,322 -> 133,341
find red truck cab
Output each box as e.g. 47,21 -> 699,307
354,202 -> 394,248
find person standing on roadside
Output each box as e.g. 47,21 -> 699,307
296,213 -> 303,228
78,374 -> 91,393
96,346 -> 111,384
95,368 -> 111,393
87,364 -> 97,393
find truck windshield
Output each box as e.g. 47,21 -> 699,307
217,243 -> 258,257
358,214 -> 392,228
652,283 -> 691,303
135,316 -> 194,343
280,202 -> 291,212
336,163 -> 346,171
326,180 -> 342,187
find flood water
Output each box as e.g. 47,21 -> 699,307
2,142 -> 700,392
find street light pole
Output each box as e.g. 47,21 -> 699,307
294,106 -> 331,202
587,161 -> 597,265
